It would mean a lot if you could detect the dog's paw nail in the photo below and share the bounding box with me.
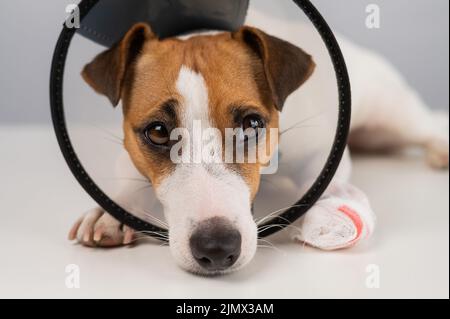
[426,139,449,169]
[68,218,83,241]
[93,228,103,243]
[83,231,92,244]
[123,227,134,245]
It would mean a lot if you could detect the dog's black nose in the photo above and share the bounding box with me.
[190,217,242,271]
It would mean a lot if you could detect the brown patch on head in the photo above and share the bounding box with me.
[166,33,281,199]
[82,24,314,198]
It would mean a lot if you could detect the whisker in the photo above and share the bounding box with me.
[255,205,301,224]
[279,110,329,136]
[257,223,305,236]
[255,204,308,225]
[143,213,169,229]
[136,207,169,228]
[103,136,124,147]
[257,224,286,233]
[257,238,287,255]
[115,203,169,229]
[131,208,169,229]
[257,245,286,255]
[257,238,275,245]
[258,213,299,227]
[113,206,169,230]
[87,123,124,142]
[141,213,169,229]
[127,235,170,245]
[132,230,169,238]
[257,245,277,250]
[131,231,169,241]
[280,124,320,136]
[99,177,152,184]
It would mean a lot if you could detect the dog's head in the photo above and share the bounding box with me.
[82,23,314,275]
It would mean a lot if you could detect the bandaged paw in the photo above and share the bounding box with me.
[291,195,376,251]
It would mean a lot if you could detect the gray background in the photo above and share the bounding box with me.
[0,0,448,124]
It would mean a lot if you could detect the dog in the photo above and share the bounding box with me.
[69,11,449,275]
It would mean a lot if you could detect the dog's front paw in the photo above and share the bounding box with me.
[68,208,135,247]
[291,197,375,251]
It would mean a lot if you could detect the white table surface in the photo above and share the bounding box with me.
[0,125,448,299]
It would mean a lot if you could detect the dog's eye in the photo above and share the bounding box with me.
[239,114,266,142]
[144,123,170,146]
[242,114,265,136]
[242,114,265,131]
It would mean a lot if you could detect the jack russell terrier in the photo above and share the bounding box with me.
[68,12,449,275]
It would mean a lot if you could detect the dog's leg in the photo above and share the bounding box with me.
[69,151,158,247]
[346,45,449,169]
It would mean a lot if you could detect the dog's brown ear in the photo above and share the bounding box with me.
[233,27,315,111]
[82,23,155,106]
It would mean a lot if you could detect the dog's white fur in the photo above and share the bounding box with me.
[157,67,257,273]
[72,10,449,274]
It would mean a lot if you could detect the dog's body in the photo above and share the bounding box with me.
[69,10,449,275]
